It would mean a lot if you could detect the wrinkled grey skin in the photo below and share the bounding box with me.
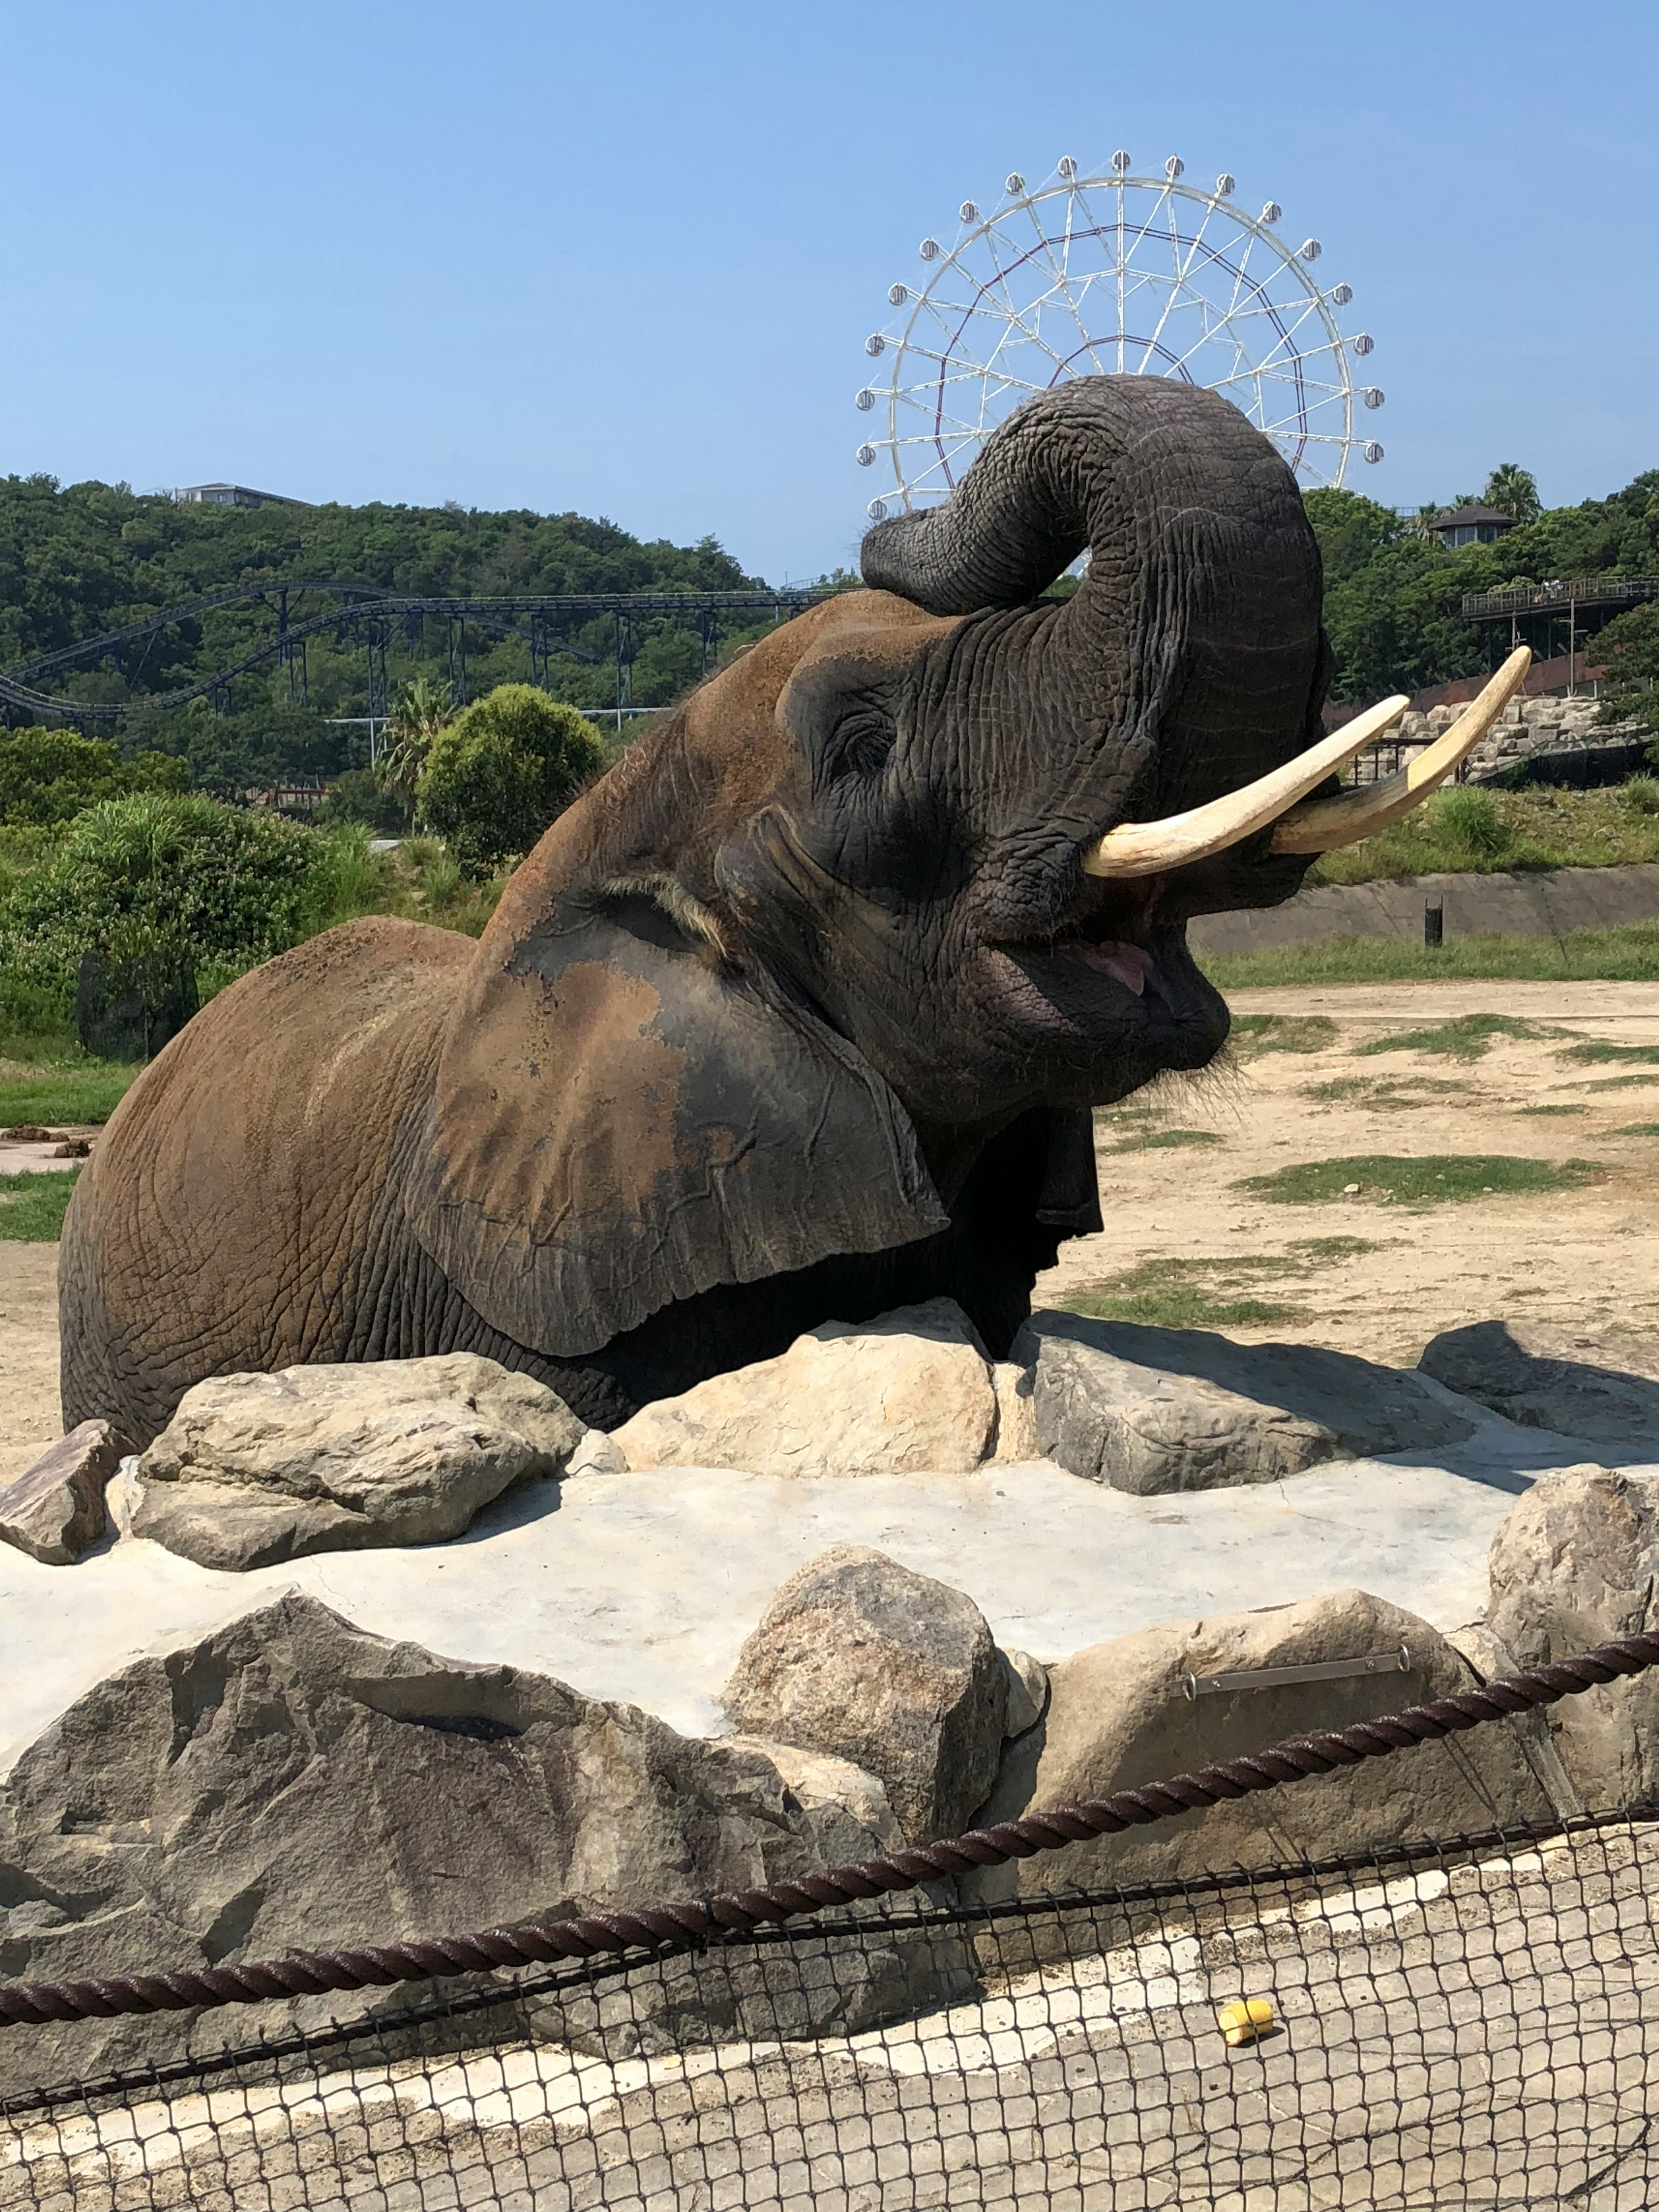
[61,378,1328,1447]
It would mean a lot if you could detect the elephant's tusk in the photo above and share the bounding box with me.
[1082,692,1410,880]
[1267,648,1533,853]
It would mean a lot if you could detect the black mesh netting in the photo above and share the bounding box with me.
[7,1809,1659,2210]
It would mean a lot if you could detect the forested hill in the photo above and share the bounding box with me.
[0,475,779,789]
[1305,468,1659,705]
[0,474,765,671]
[5,462,1658,786]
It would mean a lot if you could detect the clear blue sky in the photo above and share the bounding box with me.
[5,0,1655,584]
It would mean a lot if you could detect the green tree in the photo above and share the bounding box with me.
[0,726,187,826]
[417,684,605,876]
[375,674,454,830]
[145,702,349,798]
[1482,463,1542,524]
[0,792,347,1014]
[318,767,405,835]
[1300,488,1404,583]
[1595,601,1659,740]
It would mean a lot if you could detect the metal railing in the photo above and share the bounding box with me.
[1462,576,1659,619]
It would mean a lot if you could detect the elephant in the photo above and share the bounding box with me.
[59,378,1524,1447]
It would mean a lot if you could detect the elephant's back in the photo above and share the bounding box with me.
[60,917,473,1442]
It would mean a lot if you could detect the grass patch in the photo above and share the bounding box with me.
[1201,921,1659,989]
[0,1168,80,1240]
[0,1065,139,1127]
[1107,1128,1223,1154]
[1560,1041,1659,1066]
[1058,1235,1380,1330]
[1059,1257,1303,1330]
[1611,1124,1659,1137]
[1515,1103,1587,1116]
[1305,785,1659,887]
[1229,1014,1337,1054]
[1355,1014,1560,1062]
[1236,1154,1606,1207]
[1288,1234,1381,1262]
[1304,1074,1474,1108]
[1582,1073,1659,1090]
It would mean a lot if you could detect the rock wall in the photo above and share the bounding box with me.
[1400,695,1648,788]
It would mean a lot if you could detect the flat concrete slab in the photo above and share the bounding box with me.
[0,1409,1628,1777]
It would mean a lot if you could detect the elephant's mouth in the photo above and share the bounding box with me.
[987,873,1217,1046]
[1046,874,1166,998]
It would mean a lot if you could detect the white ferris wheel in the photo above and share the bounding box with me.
[855,153,1383,520]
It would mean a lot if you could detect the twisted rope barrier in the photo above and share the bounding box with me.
[6,1629,1658,2032]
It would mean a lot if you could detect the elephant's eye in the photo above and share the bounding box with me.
[828,708,896,779]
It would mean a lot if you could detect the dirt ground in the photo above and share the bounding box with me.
[0,1244,59,1484]
[6,979,1659,1479]
[1036,979,1659,1369]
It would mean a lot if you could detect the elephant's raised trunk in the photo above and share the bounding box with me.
[859,375,1268,617]
[862,378,1533,867]
[860,376,1324,832]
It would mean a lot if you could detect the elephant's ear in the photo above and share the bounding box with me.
[407,893,950,1359]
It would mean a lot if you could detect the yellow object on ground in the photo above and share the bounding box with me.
[1218,1997,1278,2047]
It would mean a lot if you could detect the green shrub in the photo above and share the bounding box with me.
[0,793,349,1014]
[1624,773,1659,817]
[417,685,604,877]
[0,727,187,827]
[1433,785,1512,861]
[319,768,406,836]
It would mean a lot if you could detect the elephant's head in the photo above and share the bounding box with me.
[410,378,1525,1362]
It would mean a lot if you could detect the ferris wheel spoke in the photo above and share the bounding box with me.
[947,254,1081,378]
[1214,223,1273,333]
[1017,202,1081,319]
[1135,252,1228,375]
[978,221,1058,356]
[1220,288,1326,344]
[912,319,1068,397]
[971,307,1079,381]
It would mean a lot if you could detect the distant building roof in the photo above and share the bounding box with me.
[1430,504,1518,533]
[173,482,309,509]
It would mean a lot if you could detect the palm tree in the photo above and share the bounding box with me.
[1481,464,1541,525]
[375,676,454,832]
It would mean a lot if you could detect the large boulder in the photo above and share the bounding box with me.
[970,1587,1559,1897]
[721,1545,1006,1843]
[1486,1462,1659,1806]
[130,1354,585,1569]
[1012,1313,1477,1493]
[612,1300,999,1477]
[1420,1320,1659,1450]
[0,1419,129,1565]
[0,1593,916,2099]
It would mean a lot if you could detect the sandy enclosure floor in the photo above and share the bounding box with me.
[1035,982,1659,1372]
[5,982,1659,1480]
[0,1243,59,1484]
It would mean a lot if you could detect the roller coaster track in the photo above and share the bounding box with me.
[0,579,842,722]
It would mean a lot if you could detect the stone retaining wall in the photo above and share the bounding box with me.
[1189,861,1659,960]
